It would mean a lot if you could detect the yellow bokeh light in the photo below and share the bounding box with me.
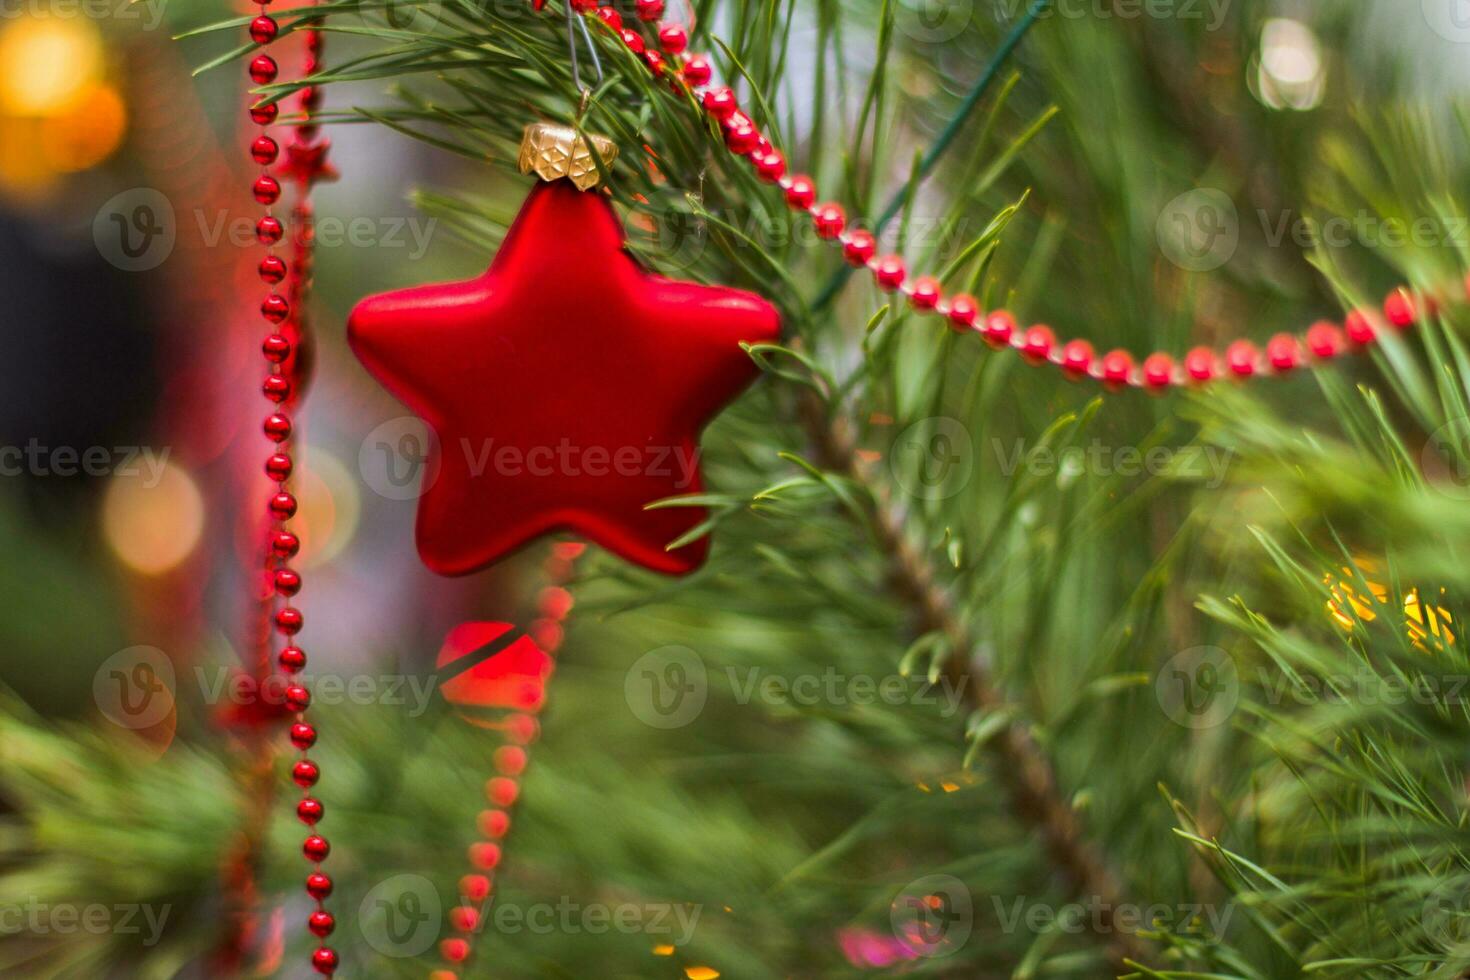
[102,463,205,575]
[40,82,126,172]
[684,968,720,980]
[1325,562,1454,652]
[296,449,361,568]
[0,18,103,116]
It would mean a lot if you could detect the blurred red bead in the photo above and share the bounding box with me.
[595,5,622,29]
[285,683,311,710]
[1021,325,1055,361]
[469,841,502,870]
[303,834,330,861]
[311,946,338,974]
[753,150,785,182]
[266,452,293,481]
[983,310,1016,347]
[450,905,480,932]
[909,276,941,310]
[250,101,278,125]
[253,175,281,205]
[1225,340,1257,376]
[682,54,711,86]
[290,722,317,749]
[569,0,596,9]
[1142,353,1174,388]
[1344,309,1377,344]
[275,567,302,595]
[643,50,665,75]
[478,809,511,839]
[1266,333,1300,371]
[841,229,875,266]
[249,54,278,85]
[1384,287,1417,328]
[259,254,287,283]
[619,28,644,54]
[1101,350,1133,385]
[494,745,528,776]
[873,255,905,290]
[947,293,978,330]
[725,121,758,154]
[280,646,307,673]
[507,712,538,744]
[263,334,291,362]
[264,413,292,442]
[1184,346,1215,381]
[251,134,279,165]
[297,797,323,824]
[783,174,815,210]
[702,86,737,119]
[272,530,299,558]
[263,375,291,403]
[460,874,492,901]
[441,939,470,963]
[307,910,335,937]
[250,15,278,43]
[270,491,298,520]
[486,777,519,807]
[1062,339,1094,375]
[261,294,289,323]
[1305,320,1344,358]
[658,23,687,52]
[306,872,333,900]
[256,216,283,245]
[634,0,662,19]
[294,759,321,788]
[277,607,304,636]
[812,203,845,239]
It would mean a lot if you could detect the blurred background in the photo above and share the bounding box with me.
[4,0,1470,977]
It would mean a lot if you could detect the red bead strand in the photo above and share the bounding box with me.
[572,1,1459,392]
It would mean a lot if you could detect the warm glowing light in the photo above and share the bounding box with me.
[296,449,361,567]
[41,82,126,172]
[652,944,675,956]
[0,19,103,116]
[684,968,720,980]
[1254,18,1325,111]
[103,463,205,575]
[1325,562,1454,651]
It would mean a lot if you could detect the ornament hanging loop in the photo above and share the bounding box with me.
[565,0,603,94]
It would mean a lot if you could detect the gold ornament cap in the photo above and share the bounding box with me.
[518,123,618,192]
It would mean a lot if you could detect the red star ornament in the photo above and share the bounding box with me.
[348,180,780,576]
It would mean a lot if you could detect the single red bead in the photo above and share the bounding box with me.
[251,134,279,165]
[253,175,280,206]
[259,254,287,284]
[265,452,293,481]
[263,375,291,403]
[947,293,978,330]
[595,5,622,29]
[262,334,291,363]
[1306,320,1344,358]
[778,176,813,212]
[1266,333,1300,371]
[1184,346,1216,381]
[682,54,711,86]
[311,946,338,974]
[250,15,278,44]
[725,121,758,154]
[702,86,737,120]
[441,939,471,963]
[642,49,665,76]
[494,745,528,776]
[460,874,492,902]
[1142,352,1175,388]
[294,759,321,788]
[753,149,785,182]
[983,310,1016,347]
[272,530,300,558]
[1384,287,1417,328]
[269,491,298,520]
[841,230,875,266]
[1344,309,1377,344]
[658,23,687,52]
[478,809,511,838]
[261,294,289,323]
[307,910,335,937]
[486,776,519,807]
[812,203,845,239]
[873,255,905,291]
[256,216,283,245]
[469,841,502,869]
[306,872,333,901]
[277,607,304,636]
[279,646,307,673]
[303,834,330,861]
[250,101,278,125]
[285,682,311,710]
[1021,325,1055,361]
[569,0,597,9]
[275,567,302,595]
[619,28,644,54]
[1226,340,1257,376]
[450,905,480,932]
[264,413,292,442]
[1101,349,1133,385]
[290,722,317,749]
[635,0,662,20]
[1062,339,1095,375]
[249,54,278,85]
[909,276,941,310]
[297,797,323,824]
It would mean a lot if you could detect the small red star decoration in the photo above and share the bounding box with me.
[279,137,338,188]
[348,180,780,576]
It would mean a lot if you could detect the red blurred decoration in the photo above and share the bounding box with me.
[435,622,554,725]
[348,180,780,576]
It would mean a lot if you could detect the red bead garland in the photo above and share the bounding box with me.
[567,3,1461,392]
[246,4,337,975]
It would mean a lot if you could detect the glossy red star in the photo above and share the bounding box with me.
[348,180,780,576]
